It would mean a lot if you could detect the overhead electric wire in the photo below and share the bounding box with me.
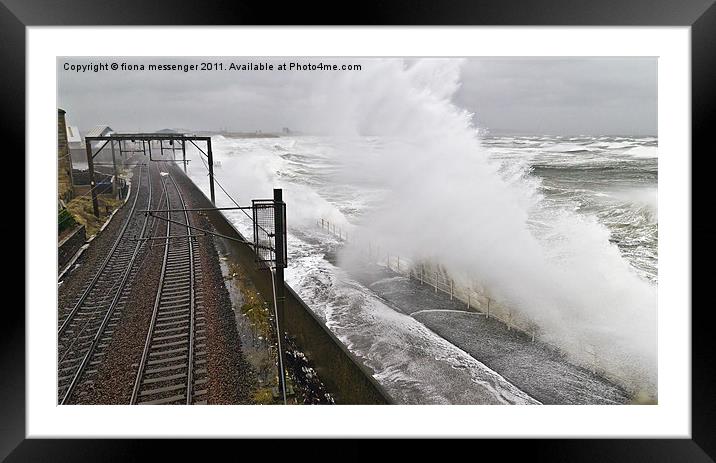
[192,146,273,237]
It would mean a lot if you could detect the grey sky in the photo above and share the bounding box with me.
[58,57,657,136]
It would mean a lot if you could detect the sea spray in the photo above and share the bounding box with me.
[187,58,657,398]
[301,59,656,397]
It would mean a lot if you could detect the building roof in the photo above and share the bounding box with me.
[156,128,178,134]
[66,125,82,144]
[85,125,113,138]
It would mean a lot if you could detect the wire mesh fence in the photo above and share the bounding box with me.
[253,200,276,268]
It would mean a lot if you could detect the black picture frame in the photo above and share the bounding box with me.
[4,0,713,459]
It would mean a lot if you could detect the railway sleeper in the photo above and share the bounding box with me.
[155,314,190,325]
[154,326,188,336]
[153,332,189,342]
[139,382,186,397]
[144,363,186,375]
[160,292,191,302]
[155,307,190,317]
[154,321,190,331]
[140,393,187,405]
[151,339,188,350]
[148,347,188,359]
[162,282,191,291]
[142,372,187,385]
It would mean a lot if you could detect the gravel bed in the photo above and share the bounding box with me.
[172,165,257,404]
[64,161,268,404]
[70,162,166,404]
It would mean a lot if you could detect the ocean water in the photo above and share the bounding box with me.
[183,133,657,403]
[483,135,657,283]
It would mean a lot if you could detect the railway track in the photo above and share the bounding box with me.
[131,166,207,405]
[57,163,153,404]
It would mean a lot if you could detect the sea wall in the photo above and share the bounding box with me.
[172,168,393,404]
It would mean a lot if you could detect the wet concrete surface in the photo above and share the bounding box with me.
[215,239,335,404]
[347,262,631,405]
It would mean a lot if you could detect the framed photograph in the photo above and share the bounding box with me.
[6,0,713,458]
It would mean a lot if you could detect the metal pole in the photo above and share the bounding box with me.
[273,188,287,402]
[182,140,187,173]
[110,140,118,199]
[85,139,100,218]
[207,138,216,204]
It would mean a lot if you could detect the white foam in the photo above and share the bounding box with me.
[624,145,658,158]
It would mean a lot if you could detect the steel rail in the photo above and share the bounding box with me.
[59,163,154,404]
[130,175,172,404]
[171,174,197,405]
[131,165,200,405]
[58,165,144,335]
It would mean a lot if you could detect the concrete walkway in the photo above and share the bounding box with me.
[348,263,630,405]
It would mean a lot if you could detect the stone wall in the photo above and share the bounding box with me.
[58,109,74,202]
[58,225,86,271]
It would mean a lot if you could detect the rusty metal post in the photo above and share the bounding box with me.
[207,138,215,205]
[274,188,287,402]
[85,139,100,218]
[110,139,118,199]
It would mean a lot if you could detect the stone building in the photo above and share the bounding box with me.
[58,108,74,203]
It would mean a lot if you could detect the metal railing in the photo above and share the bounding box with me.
[317,217,536,336]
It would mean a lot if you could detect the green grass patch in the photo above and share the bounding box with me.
[64,195,123,237]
